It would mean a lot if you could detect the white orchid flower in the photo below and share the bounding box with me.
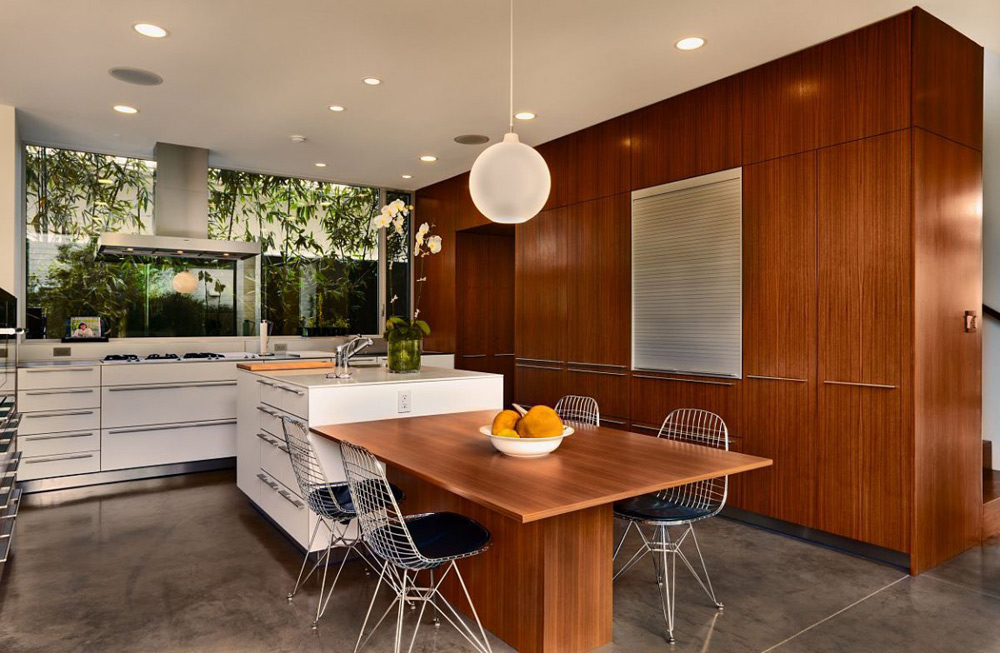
[417,222,430,235]
[414,309,420,318]
[394,223,404,235]
[427,235,442,254]
[415,233,424,247]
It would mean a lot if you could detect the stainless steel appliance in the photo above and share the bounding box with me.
[0,287,23,568]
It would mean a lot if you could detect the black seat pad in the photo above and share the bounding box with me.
[404,512,491,561]
[613,493,713,523]
[308,482,405,520]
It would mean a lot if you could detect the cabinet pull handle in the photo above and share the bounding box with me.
[108,381,236,392]
[632,374,734,387]
[516,363,563,371]
[277,385,305,396]
[601,418,627,426]
[567,368,627,377]
[823,380,897,390]
[277,490,305,509]
[256,406,278,416]
[24,453,94,464]
[495,353,515,357]
[23,432,94,442]
[746,375,808,383]
[24,389,94,396]
[516,357,562,365]
[460,354,487,358]
[258,379,276,387]
[108,419,236,435]
[567,361,627,369]
[256,473,280,490]
[25,367,94,373]
[23,410,93,419]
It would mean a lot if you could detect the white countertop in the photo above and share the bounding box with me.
[20,350,335,368]
[248,366,498,389]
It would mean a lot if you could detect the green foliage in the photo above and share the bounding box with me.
[384,316,429,342]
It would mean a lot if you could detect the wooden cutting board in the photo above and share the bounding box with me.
[236,360,335,371]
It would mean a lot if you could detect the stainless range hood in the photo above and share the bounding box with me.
[97,143,261,260]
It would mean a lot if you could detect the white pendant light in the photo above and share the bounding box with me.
[172,270,199,294]
[469,0,550,224]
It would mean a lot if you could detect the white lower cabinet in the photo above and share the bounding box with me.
[256,471,314,545]
[102,381,237,429]
[19,430,100,458]
[18,408,100,436]
[18,451,101,481]
[101,419,237,471]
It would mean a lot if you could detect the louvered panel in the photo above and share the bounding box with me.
[631,169,742,377]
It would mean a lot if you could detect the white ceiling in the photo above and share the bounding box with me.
[1,0,997,192]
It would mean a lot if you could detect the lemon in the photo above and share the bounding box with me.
[495,428,520,438]
[491,409,520,435]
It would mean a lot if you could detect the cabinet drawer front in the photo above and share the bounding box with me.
[563,367,629,418]
[256,403,287,438]
[18,388,99,413]
[18,366,101,391]
[18,451,100,481]
[258,379,307,418]
[101,361,237,387]
[102,381,237,428]
[258,432,300,496]
[256,472,310,544]
[19,430,100,458]
[18,409,100,436]
[101,420,236,471]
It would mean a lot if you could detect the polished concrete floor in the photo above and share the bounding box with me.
[1,470,999,652]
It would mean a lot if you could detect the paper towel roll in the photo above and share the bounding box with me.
[259,320,269,355]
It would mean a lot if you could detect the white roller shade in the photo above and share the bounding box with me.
[631,169,742,377]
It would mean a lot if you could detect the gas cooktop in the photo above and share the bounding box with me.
[101,352,264,364]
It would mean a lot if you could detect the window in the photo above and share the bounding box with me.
[25,145,411,339]
[631,169,743,377]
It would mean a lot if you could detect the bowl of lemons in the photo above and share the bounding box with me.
[480,405,574,458]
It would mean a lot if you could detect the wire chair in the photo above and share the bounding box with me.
[612,408,729,644]
[281,416,381,629]
[554,394,601,426]
[340,441,493,653]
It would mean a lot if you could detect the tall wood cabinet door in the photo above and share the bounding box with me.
[816,131,912,552]
[455,232,492,359]
[737,152,818,525]
[515,207,567,363]
[514,365,565,408]
[565,194,630,368]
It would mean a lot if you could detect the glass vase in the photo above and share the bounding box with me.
[387,335,422,373]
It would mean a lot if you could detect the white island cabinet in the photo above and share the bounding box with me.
[236,365,502,550]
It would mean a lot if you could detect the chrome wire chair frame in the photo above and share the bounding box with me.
[554,394,601,426]
[281,416,378,629]
[612,408,729,644]
[340,441,493,653]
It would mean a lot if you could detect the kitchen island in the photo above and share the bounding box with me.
[235,363,502,550]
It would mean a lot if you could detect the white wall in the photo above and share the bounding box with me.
[983,51,1000,469]
[0,105,19,296]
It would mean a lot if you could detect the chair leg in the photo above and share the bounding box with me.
[613,519,634,562]
[289,518,324,601]
[355,561,393,653]
[314,537,354,627]
[678,524,723,609]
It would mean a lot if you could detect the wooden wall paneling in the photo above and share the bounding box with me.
[416,179,458,353]
[738,152,818,525]
[816,131,912,551]
[489,234,517,406]
[630,76,742,190]
[911,129,983,572]
[455,232,491,358]
[573,116,631,204]
[453,172,492,231]
[537,134,577,211]
[743,13,910,165]
[565,194,630,367]
[911,8,985,151]
[562,367,629,422]
[629,374,742,438]
[515,207,567,361]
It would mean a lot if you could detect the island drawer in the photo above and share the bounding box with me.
[19,408,100,436]
[18,366,101,391]
[19,430,100,458]
[18,387,100,413]
[18,450,100,481]
[256,403,288,438]
[257,379,308,418]
[257,471,310,544]
[258,432,299,496]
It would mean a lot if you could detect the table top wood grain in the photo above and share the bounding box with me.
[311,410,772,523]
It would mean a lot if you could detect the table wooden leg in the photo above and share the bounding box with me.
[389,469,613,653]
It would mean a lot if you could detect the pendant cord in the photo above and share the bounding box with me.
[509,0,514,134]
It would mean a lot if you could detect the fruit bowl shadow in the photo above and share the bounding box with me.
[479,425,575,458]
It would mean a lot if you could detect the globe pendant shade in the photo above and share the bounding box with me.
[172,270,199,294]
[469,132,551,224]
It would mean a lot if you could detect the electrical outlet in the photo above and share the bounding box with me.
[53,347,71,357]
[397,390,411,414]
[274,342,288,353]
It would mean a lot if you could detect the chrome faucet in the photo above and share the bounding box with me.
[332,334,373,378]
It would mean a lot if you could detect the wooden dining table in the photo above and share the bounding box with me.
[311,410,771,653]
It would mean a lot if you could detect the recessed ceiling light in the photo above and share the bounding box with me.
[113,104,138,114]
[362,77,382,86]
[514,112,536,120]
[108,67,163,86]
[98,178,114,185]
[419,155,437,162]
[401,174,413,179]
[176,250,184,255]
[134,23,168,38]
[675,36,706,51]
[328,105,345,112]
[222,253,230,257]
[289,134,307,143]
[125,247,134,252]
[315,162,327,168]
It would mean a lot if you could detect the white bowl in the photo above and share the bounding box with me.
[479,425,575,458]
